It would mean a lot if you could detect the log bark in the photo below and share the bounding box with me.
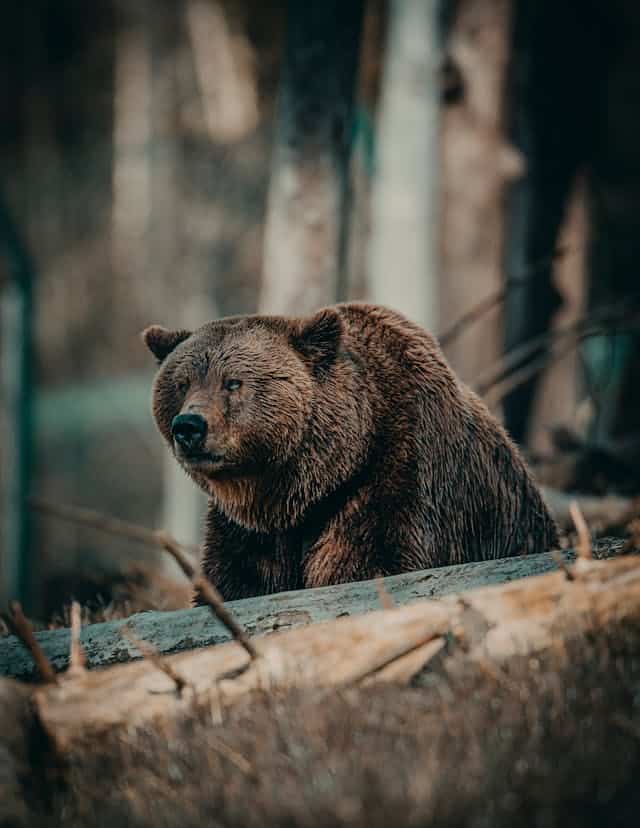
[29,554,640,755]
[0,543,625,680]
[0,678,33,827]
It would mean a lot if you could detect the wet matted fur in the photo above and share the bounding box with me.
[144,303,558,599]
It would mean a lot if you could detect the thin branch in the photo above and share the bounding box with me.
[67,600,86,678]
[30,497,200,559]
[610,713,640,741]
[570,501,593,560]
[375,576,394,610]
[439,284,509,348]
[208,735,255,776]
[474,301,640,397]
[155,530,258,660]
[483,331,586,409]
[438,245,571,348]
[120,625,188,696]
[475,319,584,395]
[31,497,258,660]
[551,551,576,582]
[1,601,58,683]
[483,314,640,409]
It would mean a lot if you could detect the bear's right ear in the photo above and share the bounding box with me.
[141,326,191,364]
[291,308,343,373]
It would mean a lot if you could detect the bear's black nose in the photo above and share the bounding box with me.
[171,413,207,455]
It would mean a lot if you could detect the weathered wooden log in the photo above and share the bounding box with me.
[0,678,32,827]
[31,555,640,754]
[0,542,625,679]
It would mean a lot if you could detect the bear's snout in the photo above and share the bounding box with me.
[171,413,208,456]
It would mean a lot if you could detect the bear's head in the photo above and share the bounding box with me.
[142,308,367,528]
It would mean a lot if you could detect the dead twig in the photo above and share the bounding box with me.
[610,713,640,741]
[30,497,200,559]
[375,577,394,610]
[551,551,575,582]
[570,500,593,560]
[31,497,258,660]
[155,530,259,660]
[623,518,640,554]
[1,602,58,684]
[438,245,570,348]
[66,601,86,679]
[120,626,189,696]
[439,284,508,349]
[208,735,255,777]
[541,487,640,535]
[483,332,586,410]
[474,301,640,398]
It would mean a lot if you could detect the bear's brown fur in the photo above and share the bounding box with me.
[143,303,557,600]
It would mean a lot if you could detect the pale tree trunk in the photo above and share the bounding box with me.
[367,0,441,332]
[438,0,520,379]
[148,4,209,575]
[185,0,258,144]
[111,5,152,288]
[112,3,200,579]
[260,1,365,315]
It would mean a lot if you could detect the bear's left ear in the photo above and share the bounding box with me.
[142,325,191,364]
[291,308,343,372]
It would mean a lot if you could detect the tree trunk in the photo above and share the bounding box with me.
[0,197,35,611]
[501,0,606,444]
[367,0,441,331]
[438,0,521,381]
[260,0,365,315]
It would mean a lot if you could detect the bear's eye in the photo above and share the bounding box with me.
[224,378,242,392]
[176,379,189,395]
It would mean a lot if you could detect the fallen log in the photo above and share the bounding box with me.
[31,554,640,754]
[0,541,626,679]
[0,678,33,827]
[2,554,640,827]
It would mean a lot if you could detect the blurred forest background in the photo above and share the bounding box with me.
[2,0,640,620]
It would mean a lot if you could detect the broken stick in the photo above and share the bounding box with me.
[31,497,258,660]
[1,602,58,684]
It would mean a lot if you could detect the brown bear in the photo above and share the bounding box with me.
[143,303,558,600]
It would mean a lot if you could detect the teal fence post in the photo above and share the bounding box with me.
[0,195,35,611]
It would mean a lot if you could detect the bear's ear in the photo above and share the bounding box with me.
[291,308,343,372]
[142,325,191,364]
